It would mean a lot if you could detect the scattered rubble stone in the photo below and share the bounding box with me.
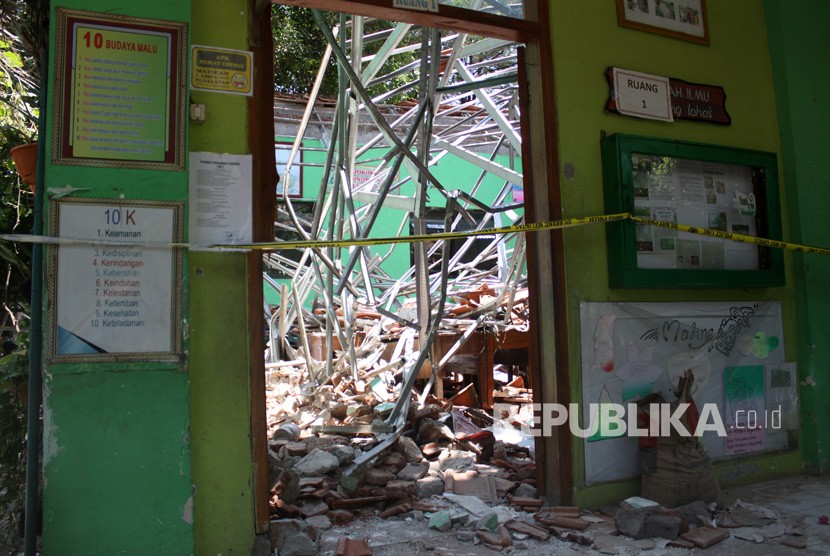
[680,525,730,548]
[272,423,301,441]
[327,510,355,524]
[428,510,453,532]
[548,516,590,531]
[437,449,476,472]
[305,514,332,531]
[325,445,356,466]
[415,476,445,499]
[280,532,318,556]
[615,499,656,539]
[667,537,696,549]
[268,518,305,549]
[504,519,550,541]
[299,499,329,518]
[476,512,499,532]
[382,480,415,499]
[294,449,340,477]
[334,536,372,556]
[455,530,476,543]
[676,500,710,526]
[450,510,470,526]
[513,482,537,499]
[643,511,682,540]
[475,524,513,548]
[379,451,407,472]
[363,468,396,486]
[394,436,425,463]
[397,462,429,481]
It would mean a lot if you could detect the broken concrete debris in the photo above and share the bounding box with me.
[264,307,792,554]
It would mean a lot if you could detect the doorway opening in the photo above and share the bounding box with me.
[255,1,563,536]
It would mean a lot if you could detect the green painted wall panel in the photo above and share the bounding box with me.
[42,370,193,554]
[764,0,830,473]
[189,251,255,555]
[188,1,256,553]
[41,0,195,553]
[549,0,800,505]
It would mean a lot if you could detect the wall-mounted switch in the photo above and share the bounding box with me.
[190,104,206,122]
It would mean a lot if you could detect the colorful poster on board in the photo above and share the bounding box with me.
[580,301,789,484]
[53,9,187,169]
[723,365,766,455]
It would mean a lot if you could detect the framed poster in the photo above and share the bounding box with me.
[51,9,188,170]
[602,134,783,288]
[47,198,184,362]
[616,0,709,46]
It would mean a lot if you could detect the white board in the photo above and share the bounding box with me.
[580,301,793,484]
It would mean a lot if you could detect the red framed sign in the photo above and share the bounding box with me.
[52,9,188,170]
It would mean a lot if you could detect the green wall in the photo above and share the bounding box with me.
[764,0,830,474]
[42,0,257,553]
[189,0,256,553]
[548,1,801,507]
[42,0,195,553]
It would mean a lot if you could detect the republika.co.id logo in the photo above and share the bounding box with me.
[493,403,783,438]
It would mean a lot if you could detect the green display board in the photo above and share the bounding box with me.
[602,134,784,288]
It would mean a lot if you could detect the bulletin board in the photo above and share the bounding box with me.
[580,301,797,485]
[46,198,184,363]
[602,134,784,288]
[51,8,188,170]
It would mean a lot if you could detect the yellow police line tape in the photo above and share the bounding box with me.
[2,212,829,255]
[628,216,830,257]
[215,212,830,256]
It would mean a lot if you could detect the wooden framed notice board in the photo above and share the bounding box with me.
[602,134,783,288]
[51,8,188,170]
[46,198,185,363]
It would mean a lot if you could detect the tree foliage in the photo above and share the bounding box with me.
[0,0,45,547]
[271,6,421,103]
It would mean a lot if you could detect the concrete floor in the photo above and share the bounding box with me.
[319,474,830,555]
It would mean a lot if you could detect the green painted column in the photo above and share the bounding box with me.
[40,1,195,553]
[765,0,830,474]
[189,0,256,553]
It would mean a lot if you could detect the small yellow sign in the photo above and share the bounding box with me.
[190,45,253,96]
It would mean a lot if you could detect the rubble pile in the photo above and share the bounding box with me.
[263,377,807,555]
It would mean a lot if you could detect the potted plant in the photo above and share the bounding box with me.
[2,0,47,194]
[8,143,36,192]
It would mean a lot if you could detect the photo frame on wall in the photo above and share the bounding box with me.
[616,0,709,46]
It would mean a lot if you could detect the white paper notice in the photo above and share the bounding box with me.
[55,201,180,356]
[613,68,673,122]
[189,152,253,245]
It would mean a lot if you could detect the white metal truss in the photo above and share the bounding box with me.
[264,6,527,429]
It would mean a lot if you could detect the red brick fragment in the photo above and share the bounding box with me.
[335,536,372,556]
[680,526,729,548]
[327,510,355,524]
